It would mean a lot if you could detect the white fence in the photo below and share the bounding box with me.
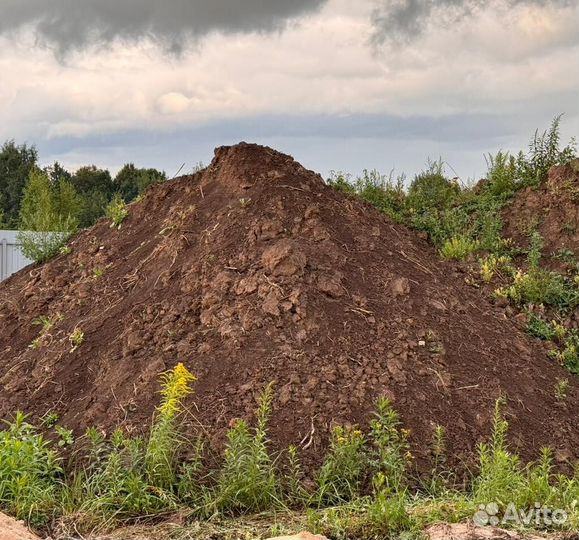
[0,230,33,281]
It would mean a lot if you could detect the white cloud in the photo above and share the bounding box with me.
[156,92,191,114]
[0,0,576,147]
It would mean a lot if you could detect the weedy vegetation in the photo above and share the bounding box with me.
[68,327,84,352]
[329,116,579,374]
[440,236,479,261]
[29,313,64,349]
[554,378,569,402]
[105,193,129,229]
[328,117,576,263]
[0,368,577,539]
[0,412,61,526]
[209,382,280,516]
[146,363,196,488]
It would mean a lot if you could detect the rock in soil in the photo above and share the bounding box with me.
[0,512,39,540]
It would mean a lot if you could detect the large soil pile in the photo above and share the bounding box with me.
[0,143,577,472]
[502,159,579,274]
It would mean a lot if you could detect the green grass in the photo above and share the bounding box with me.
[328,168,407,222]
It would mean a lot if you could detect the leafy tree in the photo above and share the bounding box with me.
[0,140,38,228]
[45,161,72,185]
[54,180,83,224]
[114,163,166,202]
[70,165,114,227]
[18,169,79,263]
[71,165,114,196]
[82,190,112,227]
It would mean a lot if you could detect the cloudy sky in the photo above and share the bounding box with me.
[0,0,577,181]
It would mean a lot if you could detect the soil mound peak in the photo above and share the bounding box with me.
[208,142,325,194]
[0,143,577,473]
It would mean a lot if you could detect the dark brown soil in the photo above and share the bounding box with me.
[502,159,579,274]
[0,143,577,474]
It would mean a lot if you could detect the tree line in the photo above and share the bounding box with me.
[0,139,166,230]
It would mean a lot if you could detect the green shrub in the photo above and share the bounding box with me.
[327,171,356,194]
[328,169,406,222]
[485,151,517,196]
[471,196,505,252]
[407,160,460,214]
[440,235,480,260]
[0,412,61,523]
[354,169,406,221]
[62,429,170,528]
[411,205,467,246]
[521,114,577,186]
[18,231,70,263]
[497,269,579,312]
[516,448,557,509]
[59,364,196,532]
[3,368,579,535]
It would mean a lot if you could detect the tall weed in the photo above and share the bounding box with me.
[210,382,279,514]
